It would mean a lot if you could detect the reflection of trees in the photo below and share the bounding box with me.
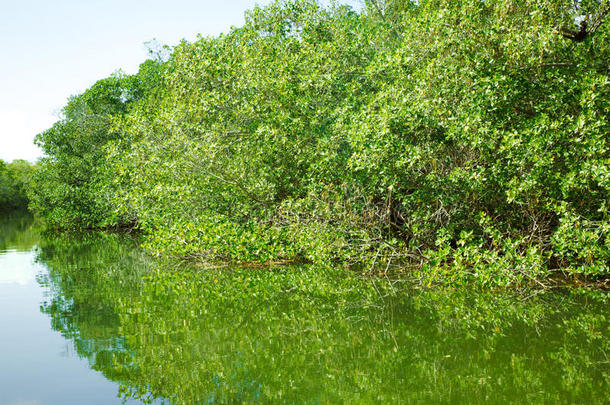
[0,210,37,251]
[36,232,149,385]
[36,231,609,404]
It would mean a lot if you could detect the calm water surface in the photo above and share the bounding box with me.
[0,211,607,404]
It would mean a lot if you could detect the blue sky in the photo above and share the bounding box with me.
[0,0,361,162]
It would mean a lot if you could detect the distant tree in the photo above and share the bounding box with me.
[0,159,35,210]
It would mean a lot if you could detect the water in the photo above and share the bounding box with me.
[0,213,147,405]
[0,212,608,404]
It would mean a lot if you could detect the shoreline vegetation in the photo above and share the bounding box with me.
[8,0,610,287]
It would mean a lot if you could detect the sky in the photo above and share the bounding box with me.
[0,0,361,163]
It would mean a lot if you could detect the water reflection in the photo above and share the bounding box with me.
[32,227,608,404]
[0,210,37,252]
[0,212,607,404]
[0,212,142,405]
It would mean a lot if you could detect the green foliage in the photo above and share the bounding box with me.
[29,61,167,229]
[0,159,35,211]
[28,74,132,227]
[32,0,610,284]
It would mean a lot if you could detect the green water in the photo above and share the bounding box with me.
[0,212,607,404]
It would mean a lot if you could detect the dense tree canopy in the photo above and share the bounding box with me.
[28,64,165,228]
[30,0,610,285]
[0,159,35,211]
